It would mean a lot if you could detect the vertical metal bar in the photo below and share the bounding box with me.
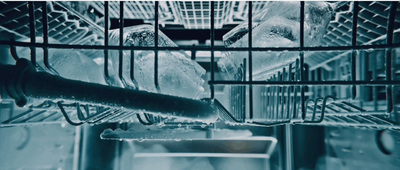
[191,45,196,60]
[311,99,318,121]
[386,2,397,114]
[248,1,253,120]
[275,72,281,120]
[261,86,265,118]
[230,85,234,117]
[351,50,357,99]
[241,85,245,120]
[233,86,236,118]
[308,69,313,98]
[230,86,234,117]
[299,1,304,49]
[154,1,160,92]
[260,86,264,119]
[370,53,378,111]
[271,75,276,120]
[114,131,122,170]
[238,86,241,120]
[259,86,263,118]
[104,1,110,78]
[233,86,236,119]
[42,2,49,68]
[130,50,134,81]
[210,1,215,99]
[318,68,322,92]
[28,2,36,65]
[286,64,292,119]
[351,1,359,99]
[300,1,306,120]
[119,1,124,80]
[351,1,359,47]
[267,85,272,119]
[281,68,286,120]
[316,69,320,98]
[239,58,246,122]
[284,124,293,170]
[387,2,397,45]
[72,126,81,170]
[270,77,275,120]
[267,78,272,120]
[266,84,271,120]
[269,85,274,120]
[293,59,299,119]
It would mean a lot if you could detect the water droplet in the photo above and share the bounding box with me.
[157,123,165,128]
[366,48,374,53]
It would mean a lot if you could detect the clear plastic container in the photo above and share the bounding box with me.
[108,25,206,99]
[16,37,106,85]
[218,2,335,80]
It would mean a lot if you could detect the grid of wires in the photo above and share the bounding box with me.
[172,1,232,29]
[0,1,400,129]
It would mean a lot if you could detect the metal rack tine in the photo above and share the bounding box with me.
[39,111,59,122]
[92,109,124,124]
[281,68,287,120]
[136,113,153,125]
[2,109,33,124]
[10,39,20,60]
[86,109,114,123]
[22,110,47,122]
[57,101,83,126]
[311,98,324,121]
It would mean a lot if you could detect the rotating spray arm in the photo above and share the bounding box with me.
[0,59,219,123]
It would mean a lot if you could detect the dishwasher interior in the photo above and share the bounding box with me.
[0,1,400,170]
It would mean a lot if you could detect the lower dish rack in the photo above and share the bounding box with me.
[1,53,399,130]
[1,1,400,130]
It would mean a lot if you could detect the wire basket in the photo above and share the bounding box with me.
[0,1,400,130]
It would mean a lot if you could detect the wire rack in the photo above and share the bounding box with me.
[1,1,400,130]
[90,1,269,29]
[171,1,232,29]
[91,1,173,24]
[0,1,101,44]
